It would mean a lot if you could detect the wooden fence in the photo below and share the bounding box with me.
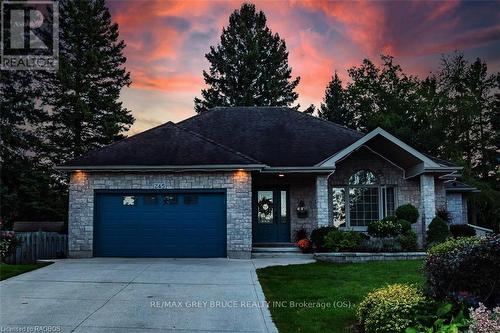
[5,231,67,264]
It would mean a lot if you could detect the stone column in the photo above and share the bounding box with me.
[420,174,436,229]
[316,175,329,227]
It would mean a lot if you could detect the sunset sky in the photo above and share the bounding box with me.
[106,0,500,134]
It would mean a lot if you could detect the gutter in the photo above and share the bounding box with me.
[55,164,267,172]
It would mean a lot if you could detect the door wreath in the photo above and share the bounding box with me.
[258,197,273,216]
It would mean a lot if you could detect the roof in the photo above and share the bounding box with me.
[178,107,363,167]
[444,180,480,193]
[60,107,457,172]
[62,122,262,168]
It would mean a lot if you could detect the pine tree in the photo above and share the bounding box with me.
[318,72,355,128]
[194,3,300,113]
[0,71,65,224]
[43,0,133,163]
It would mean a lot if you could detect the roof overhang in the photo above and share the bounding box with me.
[55,164,267,172]
[316,127,461,178]
[259,166,335,174]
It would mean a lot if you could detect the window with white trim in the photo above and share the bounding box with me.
[331,170,396,229]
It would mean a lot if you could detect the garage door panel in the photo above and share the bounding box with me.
[94,192,226,257]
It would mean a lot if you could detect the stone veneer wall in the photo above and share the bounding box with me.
[289,177,318,240]
[68,171,252,259]
[446,192,466,225]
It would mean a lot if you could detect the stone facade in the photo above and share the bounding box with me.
[68,171,252,259]
[316,175,330,227]
[446,192,468,225]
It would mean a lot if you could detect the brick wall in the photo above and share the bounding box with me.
[68,171,252,259]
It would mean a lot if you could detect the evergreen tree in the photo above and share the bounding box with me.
[0,71,64,224]
[194,3,300,113]
[318,72,355,128]
[43,0,133,163]
[345,56,421,139]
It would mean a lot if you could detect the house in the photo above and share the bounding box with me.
[59,107,475,259]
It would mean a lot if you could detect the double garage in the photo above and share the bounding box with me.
[93,190,227,258]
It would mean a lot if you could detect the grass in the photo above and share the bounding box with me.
[257,260,424,333]
[0,262,52,281]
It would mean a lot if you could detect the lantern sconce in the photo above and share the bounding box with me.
[296,200,308,218]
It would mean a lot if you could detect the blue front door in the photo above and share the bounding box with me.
[253,187,291,243]
[94,191,226,257]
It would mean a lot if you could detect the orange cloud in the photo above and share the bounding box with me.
[131,69,202,92]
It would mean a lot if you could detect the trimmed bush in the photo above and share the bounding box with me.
[357,283,426,333]
[367,216,402,238]
[398,231,418,251]
[360,238,402,252]
[436,207,451,223]
[395,204,419,224]
[450,224,476,238]
[424,235,500,307]
[324,229,363,252]
[426,217,450,246]
[310,226,336,251]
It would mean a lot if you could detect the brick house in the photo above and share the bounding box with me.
[59,107,475,259]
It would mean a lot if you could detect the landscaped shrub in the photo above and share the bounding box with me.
[310,226,336,251]
[367,216,402,238]
[450,224,476,238]
[424,235,500,307]
[324,229,363,252]
[468,303,500,333]
[0,230,19,261]
[436,207,451,223]
[398,230,418,251]
[426,217,450,246]
[360,237,402,252]
[357,283,426,333]
[406,302,470,333]
[396,204,419,224]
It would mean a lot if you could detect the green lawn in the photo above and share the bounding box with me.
[257,260,424,333]
[0,262,52,281]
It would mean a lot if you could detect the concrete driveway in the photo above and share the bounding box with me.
[0,258,312,333]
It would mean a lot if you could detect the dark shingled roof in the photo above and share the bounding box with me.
[178,107,363,167]
[444,181,479,192]
[63,122,260,167]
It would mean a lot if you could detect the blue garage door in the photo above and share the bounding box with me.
[94,191,226,257]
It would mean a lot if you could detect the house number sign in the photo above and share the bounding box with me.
[153,183,167,189]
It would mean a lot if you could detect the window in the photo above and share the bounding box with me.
[280,190,287,223]
[122,196,135,206]
[332,188,346,227]
[144,195,158,205]
[164,195,178,205]
[331,170,396,229]
[257,191,274,224]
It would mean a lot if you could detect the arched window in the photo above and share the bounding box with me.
[331,170,395,229]
[349,170,378,185]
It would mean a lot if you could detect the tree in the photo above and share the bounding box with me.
[0,71,65,225]
[437,53,497,179]
[345,56,421,143]
[43,0,133,164]
[303,104,315,115]
[318,72,355,128]
[194,3,300,113]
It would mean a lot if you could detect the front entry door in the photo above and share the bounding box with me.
[253,187,290,243]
